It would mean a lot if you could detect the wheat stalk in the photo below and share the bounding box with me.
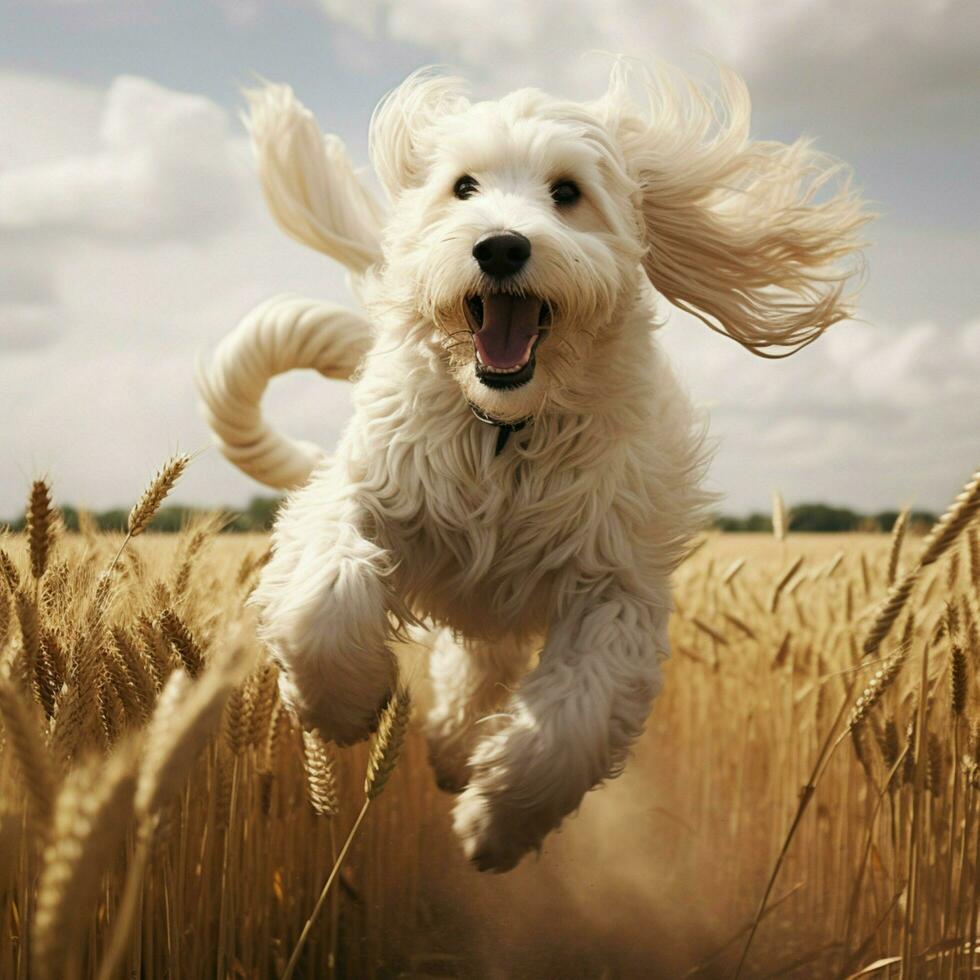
[0,677,58,830]
[137,630,254,820]
[33,742,138,980]
[95,633,255,980]
[283,686,412,979]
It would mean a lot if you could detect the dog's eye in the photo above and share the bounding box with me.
[453,175,479,200]
[550,180,580,206]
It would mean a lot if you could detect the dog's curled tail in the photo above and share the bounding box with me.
[196,295,372,491]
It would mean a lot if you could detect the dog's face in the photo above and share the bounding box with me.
[373,83,645,424]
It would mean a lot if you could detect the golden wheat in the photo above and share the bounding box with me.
[33,743,138,980]
[1,459,978,978]
[127,454,191,538]
[26,478,55,582]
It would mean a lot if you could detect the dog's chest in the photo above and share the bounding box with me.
[378,429,623,632]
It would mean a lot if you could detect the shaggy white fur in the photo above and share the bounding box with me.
[198,62,869,872]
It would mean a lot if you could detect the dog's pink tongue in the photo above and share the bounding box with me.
[474,294,541,369]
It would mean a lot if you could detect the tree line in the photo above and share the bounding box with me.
[2,497,939,535]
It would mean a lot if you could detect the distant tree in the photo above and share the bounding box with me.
[875,510,901,532]
[96,509,128,532]
[743,513,772,533]
[244,496,283,531]
[790,503,861,532]
[59,506,81,532]
[711,514,743,532]
[909,510,938,534]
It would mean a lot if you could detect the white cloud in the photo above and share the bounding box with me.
[0,73,102,169]
[0,76,251,238]
[659,311,980,511]
[316,0,980,128]
[0,72,353,517]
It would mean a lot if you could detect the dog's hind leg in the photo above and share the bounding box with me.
[250,474,401,746]
[452,580,670,872]
[425,630,531,794]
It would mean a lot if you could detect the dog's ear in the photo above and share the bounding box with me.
[370,69,469,201]
[602,63,872,357]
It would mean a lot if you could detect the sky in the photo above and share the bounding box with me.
[1,0,978,518]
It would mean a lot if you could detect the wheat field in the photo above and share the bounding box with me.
[0,462,978,979]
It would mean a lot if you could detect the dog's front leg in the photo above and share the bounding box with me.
[250,473,398,746]
[453,580,669,872]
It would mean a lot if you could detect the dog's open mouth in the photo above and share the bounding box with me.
[464,293,551,390]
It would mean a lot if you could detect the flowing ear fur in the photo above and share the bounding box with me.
[369,69,469,201]
[244,82,383,275]
[604,63,872,357]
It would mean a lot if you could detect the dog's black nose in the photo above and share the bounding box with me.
[472,232,531,279]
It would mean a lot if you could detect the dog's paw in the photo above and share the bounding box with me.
[278,670,392,747]
[424,720,474,794]
[427,743,470,794]
[452,785,538,873]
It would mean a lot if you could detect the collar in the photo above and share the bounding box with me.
[467,403,533,456]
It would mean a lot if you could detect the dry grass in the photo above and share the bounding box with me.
[0,464,978,978]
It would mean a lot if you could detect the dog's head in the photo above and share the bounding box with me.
[370,73,648,423]
[364,66,869,424]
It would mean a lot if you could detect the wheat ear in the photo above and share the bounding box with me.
[846,641,911,738]
[0,589,10,652]
[302,729,340,818]
[771,490,788,542]
[951,646,968,717]
[105,453,192,577]
[128,454,191,538]
[769,556,804,613]
[863,569,919,657]
[887,508,910,586]
[26,478,55,581]
[158,608,204,676]
[0,550,19,591]
[919,468,980,568]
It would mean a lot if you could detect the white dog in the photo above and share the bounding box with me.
[198,62,868,872]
